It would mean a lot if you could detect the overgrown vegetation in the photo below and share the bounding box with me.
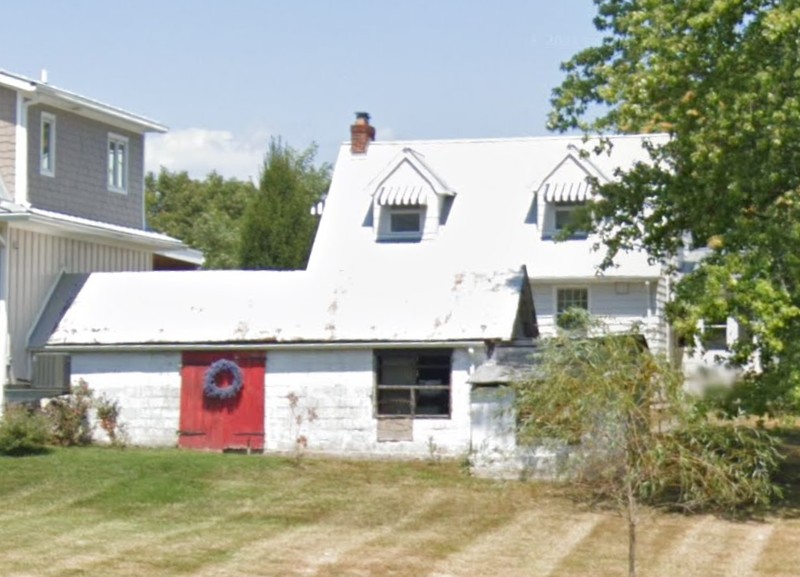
[0,405,50,456]
[549,0,800,415]
[514,320,782,577]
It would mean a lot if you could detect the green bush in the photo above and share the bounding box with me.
[0,405,50,456]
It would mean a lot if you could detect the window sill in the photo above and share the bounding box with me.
[541,233,589,241]
[107,186,127,195]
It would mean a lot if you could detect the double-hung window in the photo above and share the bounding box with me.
[107,134,128,193]
[40,112,56,177]
[375,350,451,418]
[556,287,589,321]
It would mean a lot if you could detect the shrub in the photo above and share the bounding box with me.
[44,380,94,446]
[95,394,126,447]
[0,405,50,456]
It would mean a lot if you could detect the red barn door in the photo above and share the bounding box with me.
[179,352,265,451]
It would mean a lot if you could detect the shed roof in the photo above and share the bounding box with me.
[44,266,532,350]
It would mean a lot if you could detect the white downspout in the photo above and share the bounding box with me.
[0,230,7,410]
[14,93,33,206]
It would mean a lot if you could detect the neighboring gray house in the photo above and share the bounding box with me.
[0,69,184,404]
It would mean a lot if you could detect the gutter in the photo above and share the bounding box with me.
[39,339,490,354]
[0,209,184,250]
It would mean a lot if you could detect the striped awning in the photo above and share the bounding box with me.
[375,185,429,206]
[541,181,592,203]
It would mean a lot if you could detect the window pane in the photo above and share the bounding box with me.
[415,388,449,416]
[377,389,413,415]
[108,142,116,187]
[557,288,588,313]
[41,121,51,170]
[555,208,574,230]
[390,211,421,233]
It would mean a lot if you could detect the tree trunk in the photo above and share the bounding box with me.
[627,480,637,577]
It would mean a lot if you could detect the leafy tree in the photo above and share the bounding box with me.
[548,0,800,414]
[239,139,330,270]
[146,169,257,269]
[515,322,782,577]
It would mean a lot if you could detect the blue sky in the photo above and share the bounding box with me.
[1,1,601,180]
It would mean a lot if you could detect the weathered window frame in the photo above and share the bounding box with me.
[374,349,452,418]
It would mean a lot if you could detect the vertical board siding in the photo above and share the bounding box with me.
[179,352,266,451]
[8,226,152,381]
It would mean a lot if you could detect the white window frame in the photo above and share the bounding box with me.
[377,205,426,241]
[544,201,588,239]
[40,112,56,177]
[554,286,590,317]
[107,133,129,194]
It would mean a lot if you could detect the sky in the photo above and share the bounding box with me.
[1,1,602,181]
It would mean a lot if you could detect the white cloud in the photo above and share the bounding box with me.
[145,128,269,181]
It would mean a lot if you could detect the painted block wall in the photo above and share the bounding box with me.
[26,105,145,229]
[71,346,481,458]
[264,348,478,458]
[0,86,15,198]
[71,352,182,447]
[470,386,571,480]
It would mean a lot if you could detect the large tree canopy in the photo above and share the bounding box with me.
[550,0,800,413]
[239,139,330,270]
[146,170,257,269]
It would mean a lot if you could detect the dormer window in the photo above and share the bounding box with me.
[535,149,608,240]
[369,148,455,243]
[390,206,424,235]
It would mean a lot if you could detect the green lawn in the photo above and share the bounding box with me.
[0,443,798,577]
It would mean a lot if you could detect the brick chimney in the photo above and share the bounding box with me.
[350,112,375,154]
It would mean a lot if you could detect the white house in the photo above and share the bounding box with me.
[311,116,672,353]
[35,113,725,463]
[41,266,536,457]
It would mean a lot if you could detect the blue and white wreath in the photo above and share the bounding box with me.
[203,359,244,400]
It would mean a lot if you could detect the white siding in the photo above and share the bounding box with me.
[7,226,151,381]
[532,280,665,353]
[71,352,181,447]
[264,348,476,458]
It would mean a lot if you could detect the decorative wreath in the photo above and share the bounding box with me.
[203,359,244,400]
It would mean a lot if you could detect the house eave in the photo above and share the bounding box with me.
[39,339,490,354]
[0,208,184,250]
[0,70,167,134]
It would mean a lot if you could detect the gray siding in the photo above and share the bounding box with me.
[27,105,145,229]
[7,226,152,382]
[0,86,15,198]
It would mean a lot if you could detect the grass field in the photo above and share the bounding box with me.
[0,435,799,577]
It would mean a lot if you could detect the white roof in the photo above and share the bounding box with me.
[45,266,530,349]
[308,134,668,280]
[0,202,183,250]
[0,70,166,134]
